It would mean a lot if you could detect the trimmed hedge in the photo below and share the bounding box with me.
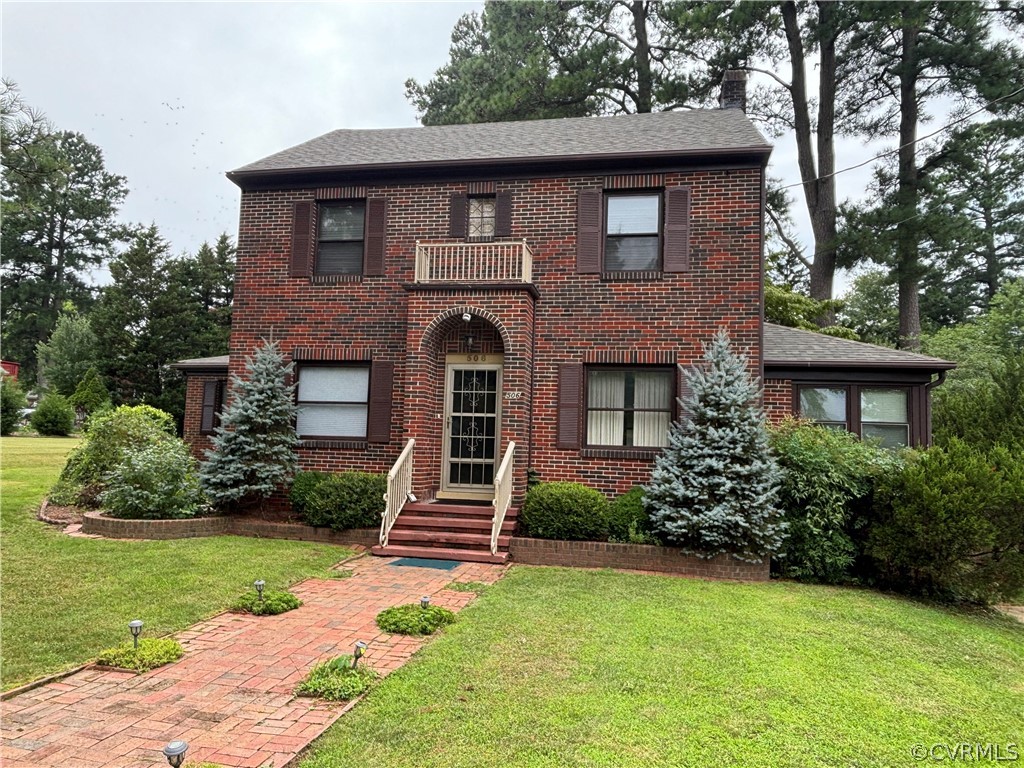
[519,482,609,541]
[290,470,386,530]
[607,486,659,544]
[31,393,75,436]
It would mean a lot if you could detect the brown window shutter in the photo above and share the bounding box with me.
[367,361,394,443]
[449,193,468,238]
[576,188,602,274]
[200,381,219,434]
[557,364,583,449]
[363,198,387,276]
[290,201,314,277]
[664,186,692,272]
[677,365,696,423]
[494,190,512,238]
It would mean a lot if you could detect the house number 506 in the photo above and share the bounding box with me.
[504,392,523,400]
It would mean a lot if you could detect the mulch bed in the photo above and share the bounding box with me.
[37,500,84,526]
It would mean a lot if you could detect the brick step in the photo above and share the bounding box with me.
[371,544,508,564]
[396,515,516,534]
[388,529,511,549]
[404,502,518,521]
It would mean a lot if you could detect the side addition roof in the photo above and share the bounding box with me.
[170,355,229,373]
[763,324,955,370]
[228,110,770,182]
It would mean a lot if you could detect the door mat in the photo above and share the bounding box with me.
[390,557,462,571]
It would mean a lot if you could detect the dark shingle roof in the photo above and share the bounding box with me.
[764,324,954,369]
[170,355,229,372]
[230,110,770,177]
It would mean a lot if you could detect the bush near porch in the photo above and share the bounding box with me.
[290,470,387,530]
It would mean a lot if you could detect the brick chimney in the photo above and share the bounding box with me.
[719,69,747,112]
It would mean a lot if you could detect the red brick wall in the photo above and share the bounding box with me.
[763,378,793,425]
[182,374,224,460]
[219,163,764,503]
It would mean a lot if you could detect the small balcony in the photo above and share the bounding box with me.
[414,240,533,284]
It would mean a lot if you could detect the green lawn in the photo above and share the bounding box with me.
[300,567,1024,768]
[0,436,355,689]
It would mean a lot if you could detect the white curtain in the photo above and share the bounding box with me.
[633,372,671,447]
[587,371,625,445]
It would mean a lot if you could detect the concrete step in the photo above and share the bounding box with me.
[371,544,508,564]
[388,529,511,549]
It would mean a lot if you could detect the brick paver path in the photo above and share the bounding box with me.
[1,556,506,768]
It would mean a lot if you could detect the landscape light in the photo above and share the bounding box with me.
[420,595,430,609]
[128,620,143,650]
[254,580,266,601]
[352,640,368,669]
[162,739,188,768]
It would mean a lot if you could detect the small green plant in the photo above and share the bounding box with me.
[376,603,456,636]
[232,589,302,615]
[326,569,353,579]
[100,439,206,520]
[296,655,377,701]
[0,375,28,435]
[445,581,488,594]
[519,481,610,541]
[96,638,184,672]
[30,393,75,436]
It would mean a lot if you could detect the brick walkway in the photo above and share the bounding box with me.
[1,556,506,768]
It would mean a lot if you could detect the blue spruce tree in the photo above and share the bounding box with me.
[200,340,298,511]
[645,330,785,562]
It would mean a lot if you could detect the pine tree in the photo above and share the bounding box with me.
[200,341,298,511]
[68,366,110,419]
[644,330,785,562]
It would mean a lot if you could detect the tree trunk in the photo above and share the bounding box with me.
[630,1,653,113]
[896,11,922,350]
[783,1,839,318]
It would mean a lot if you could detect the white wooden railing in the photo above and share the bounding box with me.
[415,240,533,283]
[490,441,516,555]
[381,438,415,547]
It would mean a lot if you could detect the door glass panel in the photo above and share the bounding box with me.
[445,366,500,489]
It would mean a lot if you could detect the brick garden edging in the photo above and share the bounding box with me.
[80,510,378,547]
[509,537,770,581]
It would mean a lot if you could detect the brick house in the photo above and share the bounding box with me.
[174,73,952,562]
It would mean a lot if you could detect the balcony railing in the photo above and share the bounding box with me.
[414,240,533,284]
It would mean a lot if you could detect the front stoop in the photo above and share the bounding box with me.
[371,501,516,564]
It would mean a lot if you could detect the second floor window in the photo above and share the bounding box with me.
[317,202,365,275]
[605,194,661,271]
[468,197,496,239]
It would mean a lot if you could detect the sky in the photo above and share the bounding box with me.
[2,1,883,294]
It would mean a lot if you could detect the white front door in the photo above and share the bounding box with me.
[441,358,502,495]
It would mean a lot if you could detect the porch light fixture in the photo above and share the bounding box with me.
[162,739,188,767]
[352,640,368,669]
[128,620,143,650]
[254,579,266,601]
[420,595,431,609]
[462,313,472,323]
[463,334,475,351]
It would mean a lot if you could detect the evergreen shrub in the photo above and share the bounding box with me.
[100,439,205,519]
[30,393,75,436]
[645,330,784,562]
[68,366,111,421]
[0,375,27,435]
[519,481,609,541]
[296,471,386,530]
[607,487,659,544]
[867,439,1024,603]
[200,340,298,511]
[289,471,331,517]
[770,420,898,583]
